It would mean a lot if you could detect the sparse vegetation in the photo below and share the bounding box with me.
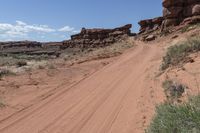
[11,54,51,61]
[162,80,186,102]
[38,65,45,69]
[181,23,200,33]
[47,64,56,69]
[0,56,28,67]
[161,36,200,70]
[0,98,6,108]
[60,40,134,64]
[160,29,171,37]
[146,95,200,133]
[0,69,15,79]
[0,56,20,66]
[0,54,53,67]
[16,60,27,67]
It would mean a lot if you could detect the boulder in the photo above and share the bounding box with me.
[145,35,156,41]
[163,7,183,19]
[163,19,179,27]
[192,4,200,15]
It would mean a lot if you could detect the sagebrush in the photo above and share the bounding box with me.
[146,95,200,133]
[161,36,200,70]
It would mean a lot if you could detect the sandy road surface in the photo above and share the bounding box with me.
[0,43,164,133]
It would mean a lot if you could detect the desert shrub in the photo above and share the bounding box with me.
[161,36,200,70]
[12,54,50,61]
[0,102,5,108]
[0,69,15,78]
[146,95,200,133]
[16,60,27,67]
[181,23,200,33]
[38,65,45,69]
[162,80,186,102]
[47,64,55,69]
[0,56,20,66]
[0,97,6,108]
[160,29,171,36]
[181,25,193,33]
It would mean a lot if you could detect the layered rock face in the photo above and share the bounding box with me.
[138,17,164,34]
[162,0,200,27]
[62,24,133,49]
[139,0,200,34]
[0,41,62,56]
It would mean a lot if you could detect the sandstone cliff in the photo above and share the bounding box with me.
[139,0,200,34]
[61,24,133,49]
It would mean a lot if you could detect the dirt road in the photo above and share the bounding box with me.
[0,43,164,133]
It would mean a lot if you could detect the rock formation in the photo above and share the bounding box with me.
[162,0,200,27]
[0,25,133,56]
[138,17,164,34]
[139,0,200,34]
[0,41,62,56]
[61,24,133,49]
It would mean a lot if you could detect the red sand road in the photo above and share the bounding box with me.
[0,44,164,133]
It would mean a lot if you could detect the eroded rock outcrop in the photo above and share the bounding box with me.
[162,0,200,27]
[0,41,62,56]
[62,24,133,49]
[138,17,164,34]
[139,0,200,35]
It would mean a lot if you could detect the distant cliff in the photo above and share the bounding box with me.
[0,25,134,56]
[0,41,62,56]
[62,24,134,49]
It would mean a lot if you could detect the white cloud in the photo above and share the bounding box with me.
[0,23,13,31]
[72,30,80,33]
[16,20,27,26]
[0,20,79,41]
[0,21,56,38]
[26,25,55,32]
[6,30,27,37]
[58,26,74,32]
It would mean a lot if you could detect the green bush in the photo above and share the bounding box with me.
[146,95,200,133]
[161,36,200,70]
[162,80,186,102]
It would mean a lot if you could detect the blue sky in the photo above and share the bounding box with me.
[0,0,162,42]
